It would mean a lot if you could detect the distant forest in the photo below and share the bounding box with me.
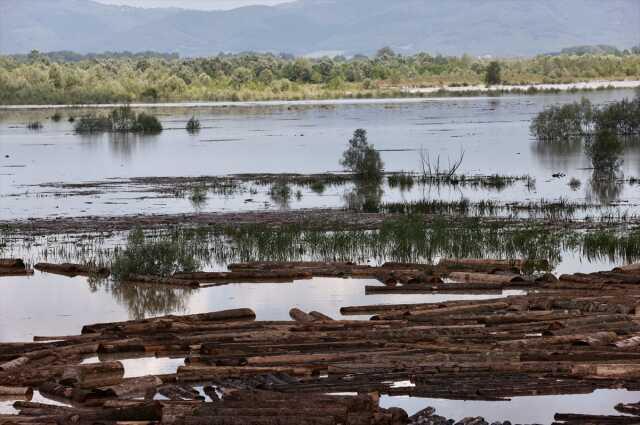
[1,47,639,105]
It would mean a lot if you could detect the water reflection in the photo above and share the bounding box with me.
[586,172,624,205]
[343,180,384,212]
[90,277,195,320]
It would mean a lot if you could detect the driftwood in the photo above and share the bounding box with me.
[125,274,200,287]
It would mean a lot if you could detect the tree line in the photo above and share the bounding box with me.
[1,48,639,104]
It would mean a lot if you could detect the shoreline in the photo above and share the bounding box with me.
[1,79,638,110]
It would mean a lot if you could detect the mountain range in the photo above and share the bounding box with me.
[1,0,639,57]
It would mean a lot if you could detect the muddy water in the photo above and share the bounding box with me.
[2,89,640,219]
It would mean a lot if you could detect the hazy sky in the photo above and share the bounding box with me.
[94,0,291,10]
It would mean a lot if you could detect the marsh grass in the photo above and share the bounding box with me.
[75,106,163,134]
[111,227,200,281]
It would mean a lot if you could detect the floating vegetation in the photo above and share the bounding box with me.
[75,105,163,134]
[569,177,582,190]
[186,116,201,133]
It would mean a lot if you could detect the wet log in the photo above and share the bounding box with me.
[448,271,524,284]
[38,382,74,401]
[613,263,640,274]
[85,376,163,400]
[553,413,640,424]
[0,259,26,269]
[173,270,312,283]
[289,308,315,323]
[34,263,110,278]
[82,309,256,334]
[438,258,526,271]
[571,363,640,379]
[60,361,124,389]
[125,274,200,287]
[158,384,204,401]
[0,386,33,397]
[0,356,30,371]
[0,268,34,277]
[615,401,640,415]
[365,283,505,293]
[176,366,313,382]
[308,311,334,322]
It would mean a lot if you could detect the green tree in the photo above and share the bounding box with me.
[340,129,384,181]
[485,61,502,85]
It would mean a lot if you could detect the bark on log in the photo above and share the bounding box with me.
[0,259,26,269]
[448,272,524,284]
[34,263,109,278]
[0,386,32,397]
[289,308,315,323]
[60,361,124,389]
[125,274,200,288]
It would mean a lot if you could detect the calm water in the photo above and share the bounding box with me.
[1,90,640,219]
[2,92,640,422]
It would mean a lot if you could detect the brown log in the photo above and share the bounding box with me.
[308,311,334,322]
[613,263,640,274]
[289,308,315,323]
[438,258,526,271]
[0,386,33,397]
[34,263,109,277]
[60,361,125,389]
[0,268,34,277]
[172,270,312,283]
[125,274,200,287]
[448,271,524,284]
[0,259,26,269]
[176,366,313,382]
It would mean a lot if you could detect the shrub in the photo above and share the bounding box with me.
[340,129,384,182]
[530,98,593,141]
[74,114,112,133]
[485,61,502,86]
[51,112,62,122]
[111,227,199,281]
[186,116,201,133]
[585,130,624,172]
[134,113,163,133]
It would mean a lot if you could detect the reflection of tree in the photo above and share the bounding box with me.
[90,277,195,320]
[586,171,623,205]
[343,180,383,212]
[530,138,584,171]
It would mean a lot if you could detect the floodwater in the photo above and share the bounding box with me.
[1,89,640,219]
[2,91,640,422]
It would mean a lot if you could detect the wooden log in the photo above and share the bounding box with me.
[308,311,334,322]
[613,263,640,274]
[176,366,313,382]
[0,356,29,371]
[0,386,33,397]
[86,376,163,399]
[571,363,640,379]
[34,263,110,278]
[60,361,125,389]
[0,259,26,269]
[448,272,524,284]
[438,258,525,271]
[365,283,504,293]
[0,268,34,277]
[289,309,315,323]
[125,274,200,288]
[172,270,312,283]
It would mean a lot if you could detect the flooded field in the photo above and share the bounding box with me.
[2,89,640,424]
[2,90,640,219]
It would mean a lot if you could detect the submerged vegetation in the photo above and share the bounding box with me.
[74,105,163,134]
[2,50,640,104]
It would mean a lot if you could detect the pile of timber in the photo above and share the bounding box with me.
[3,391,405,425]
[0,259,33,277]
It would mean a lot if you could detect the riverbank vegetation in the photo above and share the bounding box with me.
[1,50,639,104]
[74,105,162,133]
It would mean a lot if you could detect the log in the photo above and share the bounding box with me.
[0,386,33,397]
[288,308,316,323]
[438,258,525,271]
[88,376,163,399]
[60,361,125,389]
[34,263,109,277]
[0,268,34,277]
[448,272,524,284]
[125,274,200,287]
[613,263,640,274]
[172,270,312,283]
[0,259,26,269]
[308,311,334,322]
[571,363,640,379]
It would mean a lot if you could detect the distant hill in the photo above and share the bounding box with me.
[1,0,639,56]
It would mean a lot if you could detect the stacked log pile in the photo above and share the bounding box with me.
[3,261,640,424]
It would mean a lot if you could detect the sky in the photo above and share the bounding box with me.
[94,0,292,10]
